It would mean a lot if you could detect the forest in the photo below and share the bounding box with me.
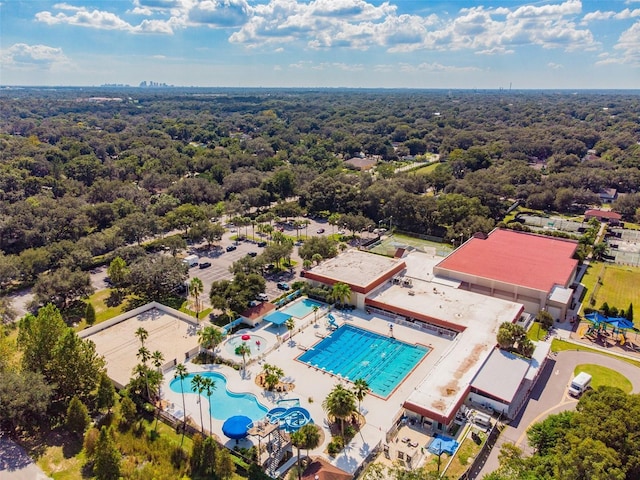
[1,88,639,299]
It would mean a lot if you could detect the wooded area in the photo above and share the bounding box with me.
[1,88,639,299]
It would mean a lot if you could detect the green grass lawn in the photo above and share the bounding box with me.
[580,262,640,314]
[551,338,640,368]
[573,363,633,393]
[527,322,546,341]
[596,264,640,310]
[413,162,440,175]
[444,431,486,478]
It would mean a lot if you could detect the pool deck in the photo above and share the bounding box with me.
[159,308,454,474]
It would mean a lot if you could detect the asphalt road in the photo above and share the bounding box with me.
[474,349,640,478]
[0,434,50,480]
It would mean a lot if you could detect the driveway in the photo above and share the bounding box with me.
[0,434,50,480]
[474,350,640,478]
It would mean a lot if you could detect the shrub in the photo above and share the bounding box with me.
[83,427,100,457]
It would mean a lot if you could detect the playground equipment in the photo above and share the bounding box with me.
[327,314,338,330]
[266,406,313,432]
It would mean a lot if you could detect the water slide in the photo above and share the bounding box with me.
[266,406,312,432]
[327,313,338,329]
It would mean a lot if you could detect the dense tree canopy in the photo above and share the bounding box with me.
[1,88,638,296]
[490,387,640,480]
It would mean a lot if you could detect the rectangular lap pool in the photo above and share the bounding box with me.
[298,324,429,397]
[281,298,324,319]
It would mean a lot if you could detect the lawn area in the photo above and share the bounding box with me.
[443,431,486,478]
[370,233,452,257]
[527,322,547,341]
[413,162,440,175]
[551,338,640,368]
[573,363,633,393]
[581,262,640,313]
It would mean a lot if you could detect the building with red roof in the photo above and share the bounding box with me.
[434,229,579,320]
[584,209,622,224]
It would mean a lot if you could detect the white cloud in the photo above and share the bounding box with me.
[1,43,70,69]
[547,62,563,69]
[36,8,137,31]
[188,0,251,28]
[582,8,640,23]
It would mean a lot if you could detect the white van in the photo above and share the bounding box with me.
[183,254,199,267]
[568,372,592,397]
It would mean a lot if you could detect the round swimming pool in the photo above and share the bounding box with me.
[169,371,268,420]
[224,333,269,357]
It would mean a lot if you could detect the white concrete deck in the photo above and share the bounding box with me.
[159,308,454,474]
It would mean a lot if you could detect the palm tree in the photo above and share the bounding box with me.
[285,317,296,343]
[189,277,204,321]
[331,282,352,307]
[174,363,189,440]
[322,384,357,438]
[313,305,319,325]
[198,325,224,362]
[151,350,164,372]
[201,376,216,436]
[235,342,251,377]
[151,350,164,431]
[300,424,321,464]
[135,327,149,346]
[262,363,284,391]
[291,429,306,480]
[136,346,151,401]
[191,374,205,434]
[352,378,370,415]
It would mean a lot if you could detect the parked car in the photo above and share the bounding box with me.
[277,282,290,290]
[257,293,269,301]
[247,251,258,257]
[199,261,212,269]
[226,245,237,252]
[338,230,345,235]
[316,228,325,234]
[257,241,267,247]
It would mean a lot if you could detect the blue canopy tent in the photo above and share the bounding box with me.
[585,312,608,326]
[222,415,252,441]
[264,310,292,334]
[607,317,634,330]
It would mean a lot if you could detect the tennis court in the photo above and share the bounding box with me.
[369,234,452,257]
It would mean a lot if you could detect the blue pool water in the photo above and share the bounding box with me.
[298,324,428,397]
[281,298,324,319]
[170,372,268,421]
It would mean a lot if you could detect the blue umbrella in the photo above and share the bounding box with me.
[222,415,252,440]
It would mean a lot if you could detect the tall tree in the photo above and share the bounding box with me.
[322,384,357,437]
[201,376,216,436]
[93,426,121,480]
[189,277,204,320]
[65,396,90,438]
[198,325,224,362]
[234,342,251,377]
[174,363,189,438]
[352,378,370,414]
[191,374,205,434]
[330,282,352,306]
[96,372,116,413]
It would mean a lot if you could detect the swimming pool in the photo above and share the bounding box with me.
[298,324,429,397]
[281,298,324,319]
[224,333,268,357]
[169,371,268,421]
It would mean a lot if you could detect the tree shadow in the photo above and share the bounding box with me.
[105,290,125,308]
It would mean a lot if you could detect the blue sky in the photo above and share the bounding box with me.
[1,0,639,88]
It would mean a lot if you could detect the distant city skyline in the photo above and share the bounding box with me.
[1,0,639,89]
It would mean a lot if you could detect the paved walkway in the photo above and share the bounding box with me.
[0,434,51,480]
[475,350,640,478]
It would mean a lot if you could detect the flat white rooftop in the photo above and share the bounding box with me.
[307,249,403,290]
[471,349,531,404]
[367,252,524,423]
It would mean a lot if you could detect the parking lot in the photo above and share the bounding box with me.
[185,217,334,309]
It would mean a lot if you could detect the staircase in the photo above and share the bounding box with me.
[265,429,290,477]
